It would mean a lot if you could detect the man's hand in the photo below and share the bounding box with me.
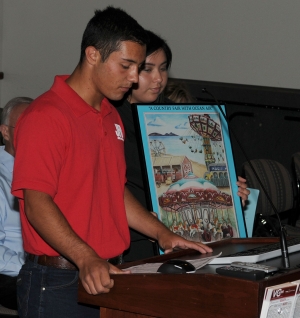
[157,230,213,255]
[78,254,130,295]
[236,176,250,207]
[24,189,131,296]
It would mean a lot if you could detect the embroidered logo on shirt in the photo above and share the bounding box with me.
[115,124,124,141]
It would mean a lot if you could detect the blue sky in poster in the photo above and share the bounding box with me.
[144,112,221,136]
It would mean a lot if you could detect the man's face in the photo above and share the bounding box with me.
[91,41,146,102]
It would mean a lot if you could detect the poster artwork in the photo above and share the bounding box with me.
[134,104,246,245]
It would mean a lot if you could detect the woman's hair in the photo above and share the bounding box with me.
[145,30,172,69]
[141,30,172,103]
[164,81,195,103]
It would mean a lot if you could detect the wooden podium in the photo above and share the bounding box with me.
[78,238,300,318]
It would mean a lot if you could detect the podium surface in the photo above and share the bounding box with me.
[78,238,300,318]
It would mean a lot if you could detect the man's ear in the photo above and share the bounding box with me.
[85,46,100,66]
[0,124,9,142]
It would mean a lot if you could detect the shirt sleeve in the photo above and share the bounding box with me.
[12,105,70,199]
[0,189,24,276]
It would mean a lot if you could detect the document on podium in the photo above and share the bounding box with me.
[123,252,222,274]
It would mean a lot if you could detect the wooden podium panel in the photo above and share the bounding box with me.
[78,238,300,318]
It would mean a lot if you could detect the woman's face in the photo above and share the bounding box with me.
[130,49,169,104]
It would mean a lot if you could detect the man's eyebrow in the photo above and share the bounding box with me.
[121,58,140,64]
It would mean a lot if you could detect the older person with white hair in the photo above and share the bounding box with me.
[0,97,32,310]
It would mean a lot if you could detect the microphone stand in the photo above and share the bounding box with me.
[202,88,290,269]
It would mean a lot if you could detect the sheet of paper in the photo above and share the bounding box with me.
[243,188,259,237]
[122,252,222,274]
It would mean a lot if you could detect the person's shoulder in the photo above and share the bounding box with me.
[163,97,174,104]
[0,163,10,202]
[111,97,130,110]
[23,90,69,121]
[111,98,131,119]
[31,89,61,108]
[0,146,5,158]
[16,94,71,137]
[0,147,13,172]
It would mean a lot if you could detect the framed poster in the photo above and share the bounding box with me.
[132,103,247,246]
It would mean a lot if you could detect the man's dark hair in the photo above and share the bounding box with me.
[80,6,148,63]
[145,30,172,69]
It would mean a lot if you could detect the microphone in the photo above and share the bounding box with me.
[202,87,290,269]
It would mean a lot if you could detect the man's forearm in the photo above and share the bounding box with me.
[124,187,169,240]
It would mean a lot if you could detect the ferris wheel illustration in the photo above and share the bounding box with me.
[150,140,166,157]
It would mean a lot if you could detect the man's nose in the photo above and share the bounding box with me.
[128,68,139,83]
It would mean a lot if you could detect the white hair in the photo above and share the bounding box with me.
[1,97,33,125]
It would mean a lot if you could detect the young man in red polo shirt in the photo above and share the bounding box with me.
[12,6,212,317]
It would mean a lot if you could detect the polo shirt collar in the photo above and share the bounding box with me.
[51,75,113,118]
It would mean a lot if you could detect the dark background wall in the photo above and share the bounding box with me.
[170,78,300,180]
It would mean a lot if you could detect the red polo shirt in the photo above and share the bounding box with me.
[12,75,130,258]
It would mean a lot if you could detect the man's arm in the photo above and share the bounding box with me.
[124,187,213,254]
[24,189,127,294]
